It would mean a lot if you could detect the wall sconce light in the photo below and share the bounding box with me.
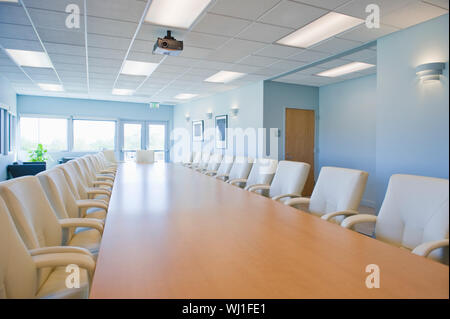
[185,113,190,122]
[416,62,445,82]
[231,106,239,117]
[206,110,213,119]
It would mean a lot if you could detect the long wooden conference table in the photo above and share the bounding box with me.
[90,163,449,299]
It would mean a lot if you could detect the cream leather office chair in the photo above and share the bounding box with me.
[59,163,111,204]
[226,157,254,186]
[285,167,368,224]
[208,155,234,179]
[37,168,107,221]
[185,152,201,168]
[193,152,211,171]
[0,176,103,256]
[248,160,310,202]
[136,150,155,163]
[198,153,222,173]
[89,155,116,177]
[181,151,194,166]
[102,150,117,165]
[229,158,278,192]
[72,159,113,191]
[0,197,95,299]
[98,152,118,171]
[341,174,449,264]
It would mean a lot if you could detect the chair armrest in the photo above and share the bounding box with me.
[76,199,108,211]
[32,253,96,278]
[228,178,247,186]
[204,170,217,176]
[284,197,311,207]
[272,193,301,201]
[87,188,111,197]
[99,169,116,174]
[341,214,377,229]
[92,180,114,188]
[59,218,104,234]
[29,246,93,258]
[95,174,115,182]
[412,239,449,257]
[215,174,229,181]
[246,184,270,192]
[321,210,359,222]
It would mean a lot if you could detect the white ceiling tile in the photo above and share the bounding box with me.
[335,0,417,19]
[287,49,332,63]
[259,1,328,28]
[237,55,281,67]
[0,38,42,51]
[88,34,131,50]
[48,53,86,65]
[340,48,377,61]
[291,0,351,10]
[87,16,137,38]
[45,43,85,56]
[29,8,83,31]
[89,47,126,60]
[127,50,164,63]
[179,46,215,59]
[87,0,146,22]
[382,2,448,28]
[310,37,363,54]
[154,64,190,74]
[253,44,304,58]
[192,13,252,37]
[209,0,281,20]
[223,64,262,74]
[295,66,327,75]
[22,0,84,12]
[89,57,122,68]
[37,27,85,46]
[0,4,30,25]
[181,31,230,50]
[204,38,266,63]
[89,65,120,74]
[422,0,449,10]
[337,23,399,43]
[236,22,293,43]
[0,23,36,41]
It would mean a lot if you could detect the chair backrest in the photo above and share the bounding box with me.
[37,169,79,219]
[268,161,310,198]
[216,155,234,176]
[206,153,223,171]
[228,157,254,181]
[58,162,87,200]
[0,176,62,251]
[102,150,117,163]
[375,174,449,263]
[308,167,368,219]
[136,150,155,163]
[72,159,93,187]
[246,158,278,187]
[192,152,202,164]
[0,197,38,298]
[198,152,211,169]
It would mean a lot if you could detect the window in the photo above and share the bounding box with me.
[20,117,68,152]
[124,123,141,150]
[148,124,166,162]
[73,120,115,151]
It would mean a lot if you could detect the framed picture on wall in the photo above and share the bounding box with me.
[192,120,204,142]
[215,115,228,149]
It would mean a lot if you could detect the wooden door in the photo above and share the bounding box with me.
[285,108,315,196]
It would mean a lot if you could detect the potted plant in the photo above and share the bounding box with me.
[28,143,50,163]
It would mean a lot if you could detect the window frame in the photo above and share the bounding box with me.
[72,118,117,152]
[18,115,70,152]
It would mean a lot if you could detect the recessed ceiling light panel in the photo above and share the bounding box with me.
[112,88,135,95]
[204,71,246,83]
[5,49,53,68]
[175,93,198,100]
[145,0,212,29]
[277,12,363,48]
[121,60,159,77]
[316,62,375,77]
[38,83,64,92]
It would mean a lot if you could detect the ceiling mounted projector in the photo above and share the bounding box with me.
[153,30,183,56]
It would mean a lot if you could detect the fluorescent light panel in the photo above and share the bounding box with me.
[204,71,246,83]
[5,49,53,68]
[277,12,363,48]
[316,62,375,77]
[0,0,19,2]
[175,93,198,100]
[121,60,159,76]
[145,0,212,29]
[112,88,135,95]
[38,83,64,92]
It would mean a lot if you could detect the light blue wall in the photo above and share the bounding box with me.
[319,75,377,207]
[0,75,17,181]
[263,81,319,175]
[173,82,264,158]
[376,14,449,207]
[17,95,174,165]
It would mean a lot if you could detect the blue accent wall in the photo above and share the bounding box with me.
[319,75,377,207]
[0,75,16,181]
[376,14,449,208]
